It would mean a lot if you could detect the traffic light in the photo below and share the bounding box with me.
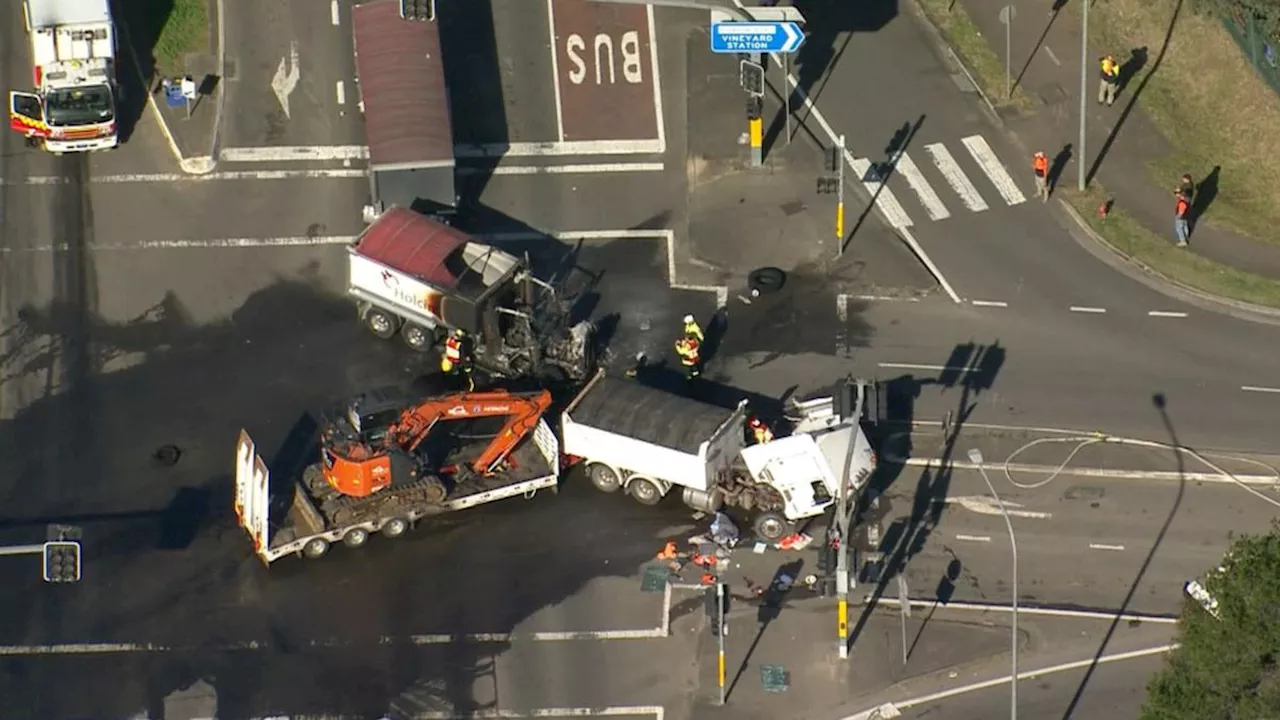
[739,60,765,98]
[400,0,433,21]
[42,541,80,583]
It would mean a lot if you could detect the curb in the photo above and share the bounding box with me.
[905,0,1001,121]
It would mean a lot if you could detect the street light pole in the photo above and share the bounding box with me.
[968,448,1017,720]
[1078,0,1089,190]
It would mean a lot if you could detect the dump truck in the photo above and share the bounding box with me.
[560,371,878,540]
[235,387,561,564]
[347,206,595,380]
[9,0,119,153]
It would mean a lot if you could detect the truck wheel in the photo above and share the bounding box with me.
[342,528,370,548]
[401,323,432,352]
[302,537,331,559]
[364,308,399,339]
[628,478,664,506]
[381,517,409,538]
[588,464,622,493]
[753,512,790,542]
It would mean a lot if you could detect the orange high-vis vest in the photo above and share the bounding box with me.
[1033,155,1048,176]
[1176,196,1189,217]
[444,337,463,361]
[676,337,701,365]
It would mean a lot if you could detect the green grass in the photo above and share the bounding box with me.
[152,0,210,78]
[1062,185,1280,309]
[915,0,1037,113]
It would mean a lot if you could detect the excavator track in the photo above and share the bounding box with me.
[304,467,448,528]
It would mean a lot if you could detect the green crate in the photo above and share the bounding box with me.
[640,564,669,593]
[761,664,789,693]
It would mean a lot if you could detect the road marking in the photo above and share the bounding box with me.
[1070,305,1107,313]
[849,158,914,228]
[647,4,668,155]
[417,708,665,719]
[878,362,968,372]
[335,80,345,105]
[867,597,1178,624]
[1148,310,1189,318]
[851,294,922,302]
[456,162,664,176]
[331,0,340,25]
[946,496,1052,519]
[955,534,991,542]
[894,152,951,221]
[1243,385,1280,394]
[455,139,665,158]
[220,145,370,162]
[1090,543,1126,551]
[4,169,369,184]
[961,134,1026,206]
[270,41,301,119]
[1044,46,1062,66]
[970,299,1007,307]
[924,142,989,213]
[899,455,1279,485]
[546,0,565,143]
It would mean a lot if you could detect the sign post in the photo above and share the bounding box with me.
[711,21,805,168]
[998,6,1016,99]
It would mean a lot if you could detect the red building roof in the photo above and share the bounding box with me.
[354,208,470,288]
[351,0,455,170]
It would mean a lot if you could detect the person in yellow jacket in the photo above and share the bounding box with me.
[440,328,474,390]
[1098,55,1120,106]
[682,314,704,343]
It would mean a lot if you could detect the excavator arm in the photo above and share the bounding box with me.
[391,389,553,475]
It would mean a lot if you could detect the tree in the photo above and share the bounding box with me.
[1142,523,1280,719]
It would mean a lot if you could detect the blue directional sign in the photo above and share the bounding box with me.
[710,21,805,54]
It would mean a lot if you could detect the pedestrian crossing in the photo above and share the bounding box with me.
[853,133,1028,229]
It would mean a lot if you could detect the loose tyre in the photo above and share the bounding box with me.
[588,464,622,493]
[752,512,790,542]
[302,537,330,559]
[628,477,663,506]
[381,517,410,538]
[401,323,433,351]
[342,528,370,548]
[747,267,787,297]
[364,308,399,339]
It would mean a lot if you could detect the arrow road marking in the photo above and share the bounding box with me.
[271,41,301,119]
[944,495,1052,519]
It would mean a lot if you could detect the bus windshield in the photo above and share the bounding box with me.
[45,85,114,127]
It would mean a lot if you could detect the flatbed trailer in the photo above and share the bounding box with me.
[235,420,560,564]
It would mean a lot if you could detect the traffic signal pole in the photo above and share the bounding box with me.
[749,53,764,168]
[717,581,727,705]
[836,134,846,250]
[0,544,46,557]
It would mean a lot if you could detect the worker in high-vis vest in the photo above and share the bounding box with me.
[441,328,475,390]
[1032,151,1050,202]
[748,416,774,445]
[1098,55,1120,106]
[682,314,705,343]
[675,334,702,379]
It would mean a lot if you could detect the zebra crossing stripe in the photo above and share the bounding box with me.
[924,143,989,213]
[850,158,914,229]
[893,152,951,221]
[961,135,1026,206]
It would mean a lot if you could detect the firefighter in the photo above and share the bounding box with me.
[682,314,705,343]
[748,416,774,445]
[441,328,475,391]
[674,333,702,379]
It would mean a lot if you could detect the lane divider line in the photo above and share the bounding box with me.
[1241,385,1280,394]
[955,534,991,542]
[1148,310,1189,318]
[970,300,1008,307]
[1069,306,1107,313]
[864,597,1179,624]
[1088,543,1126,551]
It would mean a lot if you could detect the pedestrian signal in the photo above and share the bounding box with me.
[400,0,434,21]
[739,60,765,98]
[42,541,81,583]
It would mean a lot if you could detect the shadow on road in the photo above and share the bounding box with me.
[439,0,507,200]
[112,0,175,144]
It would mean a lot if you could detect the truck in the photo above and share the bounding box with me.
[560,370,878,541]
[8,0,119,154]
[235,387,563,564]
[347,206,595,380]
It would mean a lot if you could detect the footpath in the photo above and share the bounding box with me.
[929,0,1280,304]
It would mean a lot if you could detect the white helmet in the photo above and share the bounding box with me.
[683,314,695,324]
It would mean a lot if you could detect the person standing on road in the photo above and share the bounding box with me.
[1032,151,1050,202]
[441,328,475,391]
[682,314,704,343]
[1098,55,1120,106]
[1174,189,1191,247]
[675,333,702,380]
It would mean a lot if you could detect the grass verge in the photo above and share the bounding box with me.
[1069,0,1280,243]
[151,0,211,78]
[915,0,1037,113]
[1061,185,1280,309]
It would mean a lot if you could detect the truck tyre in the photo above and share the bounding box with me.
[381,517,410,538]
[364,308,399,339]
[302,537,331,559]
[401,323,432,352]
[752,512,790,542]
[342,528,370,548]
[588,464,622,493]
[628,478,664,506]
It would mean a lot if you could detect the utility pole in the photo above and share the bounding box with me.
[897,574,910,665]
[1078,0,1089,190]
[970,449,1018,720]
[749,54,764,168]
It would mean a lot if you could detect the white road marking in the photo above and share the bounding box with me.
[416,708,665,719]
[270,41,301,119]
[901,456,1280,485]
[894,152,951,221]
[220,145,369,162]
[1148,310,1189,318]
[4,169,368,184]
[866,597,1178,624]
[546,0,565,143]
[851,294,922,302]
[454,139,665,157]
[924,142,989,213]
[330,0,340,25]
[970,299,1007,307]
[335,80,345,105]
[646,4,667,155]
[835,294,849,357]
[956,534,991,542]
[1089,543,1126,551]
[456,162,663,176]
[946,496,1052,519]
[1070,305,1107,313]
[1044,46,1062,66]
[961,134,1026,206]
[878,362,968,372]
[1242,385,1280,394]
[849,157,914,228]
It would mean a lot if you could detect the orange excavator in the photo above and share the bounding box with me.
[305,387,553,521]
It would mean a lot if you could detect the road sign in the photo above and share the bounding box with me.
[711,21,805,54]
[710,7,806,24]
[739,59,765,97]
[998,5,1015,23]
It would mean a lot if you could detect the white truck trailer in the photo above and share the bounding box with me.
[9,0,119,153]
[561,371,878,540]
